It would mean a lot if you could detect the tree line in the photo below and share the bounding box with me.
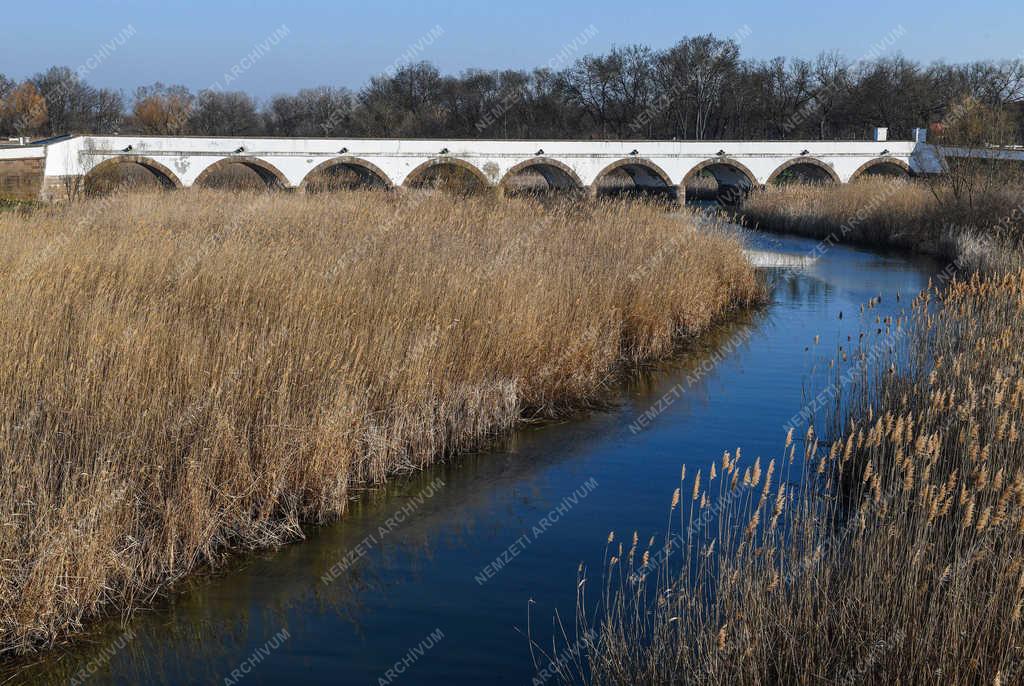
[2,35,1023,142]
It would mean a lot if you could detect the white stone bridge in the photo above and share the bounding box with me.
[0,133,950,203]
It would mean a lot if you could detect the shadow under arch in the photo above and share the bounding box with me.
[403,158,492,193]
[499,158,584,196]
[193,157,291,190]
[766,156,840,185]
[849,157,912,181]
[592,157,675,199]
[300,156,394,192]
[83,155,183,195]
[683,157,758,206]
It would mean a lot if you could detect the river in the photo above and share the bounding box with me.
[9,223,940,685]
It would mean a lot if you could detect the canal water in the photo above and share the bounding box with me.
[10,224,940,685]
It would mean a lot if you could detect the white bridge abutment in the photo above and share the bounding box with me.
[0,135,951,204]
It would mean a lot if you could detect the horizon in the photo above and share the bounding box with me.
[3,0,1023,100]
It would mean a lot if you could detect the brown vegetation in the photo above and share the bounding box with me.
[83,162,168,196]
[741,173,1024,273]
[683,171,719,201]
[0,83,47,137]
[131,83,193,136]
[0,190,758,654]
[6,43,1024,142]
[564,270,1024,685]
[557,174,1024,684]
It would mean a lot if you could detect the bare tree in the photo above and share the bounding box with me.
[7,47,1024,143]
[132,83,194,134]
[810,52,851,139]
[933,100,1020,213]
[30,66,124,134]
[355,62,445,137]
[189,91,262,136]
[1,82,49,136]
[263,86,354,137]
[0,73,14,136]
[561,54,619,138]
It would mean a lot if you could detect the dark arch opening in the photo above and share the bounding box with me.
[500,159,584,198]
[194,159,289,191]
[684,159,757,206]
[768,159,839,185]
[404,159,490,195]
[850,157,912,181]
[302,158,392,193]
[683,169,720,202]
[83,156,181,197]
[593,159,676,200]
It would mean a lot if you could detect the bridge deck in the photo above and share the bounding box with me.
[0,134,948,202]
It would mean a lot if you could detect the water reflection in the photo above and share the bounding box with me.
[5,227,938,686]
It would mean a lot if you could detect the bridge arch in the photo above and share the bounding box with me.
[300,157,393,192]
[193,157,290,190]
[403,158,491,193]
[499,158,584,196]
[683,158,758,205]
[83,155,183,195]
[592,157,675,198]
[767,157,839,185]
[850,157,912,181]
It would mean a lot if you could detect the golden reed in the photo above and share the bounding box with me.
[562,178,1024,685]
[0,189,758,654]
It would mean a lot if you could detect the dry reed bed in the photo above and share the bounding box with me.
[741,177,1024,273]
[0,190,758,654]
[556,183,1024,683]
[563,271,1024,685]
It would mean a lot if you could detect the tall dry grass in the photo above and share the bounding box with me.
[0,189,758,654]
[553,178,1024,685]
[556,272,1024,685]
[683,172,720,202]
[742,176,1024,273]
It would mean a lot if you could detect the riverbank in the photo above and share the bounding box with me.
[740,176,1024,274]
[566,178,1024,684]
[0,190,760,655]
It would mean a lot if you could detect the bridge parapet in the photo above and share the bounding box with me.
[0,134,947,202]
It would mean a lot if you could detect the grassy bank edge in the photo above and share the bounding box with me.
[555,178,1024,685]
[0,191,763,660]
[735,177,1024,275]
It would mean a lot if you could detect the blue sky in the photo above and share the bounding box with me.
[5,0,1022,99]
